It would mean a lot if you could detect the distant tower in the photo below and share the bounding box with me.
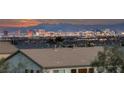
[3,30,8,36]
[27,30,33,38]
[16,30,21,37]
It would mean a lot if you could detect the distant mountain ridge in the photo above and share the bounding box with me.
[1,23,124,32]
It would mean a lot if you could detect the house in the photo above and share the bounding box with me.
[0,41,17,59]
[2,47,103,73]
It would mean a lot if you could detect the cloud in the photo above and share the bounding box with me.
[0,19,41,27]
[0,19,124,28]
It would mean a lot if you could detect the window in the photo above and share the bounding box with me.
[78,68,87,73]
[30,70,34,73]
[89,68,94,73]
[25,69,28,73]
[36,70,40,73]
[53,69,65,73]
[71,69,77,73]
[59,69,65,73]
[53,70,59,73]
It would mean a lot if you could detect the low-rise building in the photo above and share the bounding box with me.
[3,47,103,73]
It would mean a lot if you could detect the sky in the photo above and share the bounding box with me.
[0,19,124,28]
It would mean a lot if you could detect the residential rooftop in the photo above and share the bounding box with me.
[0,41,17,54]
[19,47,103,68]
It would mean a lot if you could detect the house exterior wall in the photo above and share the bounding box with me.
[43,67,97,73]
[4,53,42,73]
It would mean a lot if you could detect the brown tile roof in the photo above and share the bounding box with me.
[0,42,17,54]
[20,47,103,68]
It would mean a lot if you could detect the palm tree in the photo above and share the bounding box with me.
[91,46,124,73]
[55,37,64,47]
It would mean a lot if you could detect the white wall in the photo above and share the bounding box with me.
[43,67,97,73]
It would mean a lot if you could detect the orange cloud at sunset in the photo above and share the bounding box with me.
[0,19,41,27]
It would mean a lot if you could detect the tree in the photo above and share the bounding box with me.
[55,37,64,47]
[47,37,64,48]
[0,58,8,73]
[0,58,5,64]
[0,58,28,73]
[91,46,124,73]
[55,37,64,43]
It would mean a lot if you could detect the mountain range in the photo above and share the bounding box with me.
[1,23,124,32]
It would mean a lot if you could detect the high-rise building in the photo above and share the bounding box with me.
[27,30,33,38]
[3,30,8,36]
